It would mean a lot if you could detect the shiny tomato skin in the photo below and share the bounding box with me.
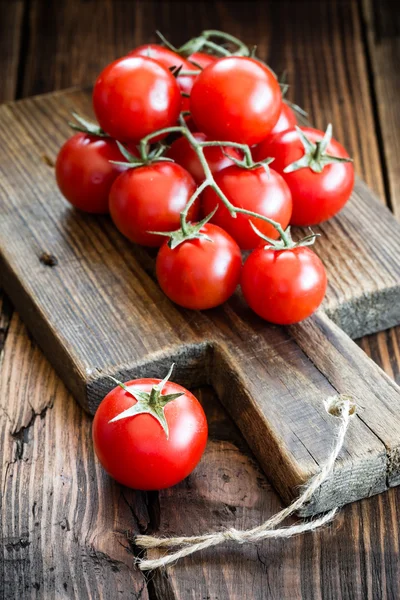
[55,133,132,214]
[156,224,242,310]
[190,57,282,145]
[259,102,297,143]
[167,133,242,183]
[241,246,327,324]
[253,127,355,226]
[109,162,198,247]
[128,44,195,95]
[201,166,292,249]
[188,52,217,69]
[92,379,208,490]
[93,56,182,143]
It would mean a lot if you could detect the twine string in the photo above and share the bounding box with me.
[135,395,355,570]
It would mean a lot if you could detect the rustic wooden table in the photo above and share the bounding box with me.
[1,1,399,598]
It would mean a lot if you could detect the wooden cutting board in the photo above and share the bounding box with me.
[1,88,400,516]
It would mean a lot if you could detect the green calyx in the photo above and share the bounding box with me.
[250,222,320,251]
[68,113,108,137]
[108,364,182,438]
[110,141,173,169]
[148,207,218,250]
[284,124,353,174]
[223,150,274,173]
[156,29,251,61]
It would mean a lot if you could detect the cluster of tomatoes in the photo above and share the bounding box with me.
[56,31,356,491]
[56,30,355,328]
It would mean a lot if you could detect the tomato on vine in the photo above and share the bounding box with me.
[256,102,297,143]
[201,165,292,249]
[190,57,282,145]
[93,365,208,490]
[109,161,198,247]
[128,44,196,95]
[93,56,182,143]
[253,125,354,225]
[156,223,242,310]
[56,131,135,214]
[241,237,327,325]
[167,133,242,184]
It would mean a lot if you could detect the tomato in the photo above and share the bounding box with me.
[128,44,196,95]
[55,133,134,213]
[93,56,182,143]
[156,224,242,309]
[167,133,242,183]
[109,162,198,247]
[92,369,208,490]
[241,245,327,324]
[188,52,217,69]
[256,102,297,145]
[201,166,292,249]
[190,57,282,145]
[253,127,354,226]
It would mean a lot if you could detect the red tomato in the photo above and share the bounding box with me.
[128,44,196,95]
[93,56,182,143]
[156,224,242,309]
[188,52,217,69]
[201,166,292,249]
[167,133,242,184]
[93,375,208,490]
[257,102,297,144]
[190,57,282,145]
[241,245,327,324]
[253,127,354,226]
[55,133,133,213]
[109,162,198,247]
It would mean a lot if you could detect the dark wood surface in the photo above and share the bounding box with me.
[1,1,400,598]
[3,85,400,518]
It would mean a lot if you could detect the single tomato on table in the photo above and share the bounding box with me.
[93,56,182,143]
[55,132,134,213]
[156,223,242,310]
[253,125,354,226]
[201,165,292,249]
[190,56,282,145]
[167,133,242,184]
[241,244,327,324]
[92,365,208,490]
[109,161,198,247]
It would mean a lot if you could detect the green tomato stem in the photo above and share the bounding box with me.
[138,117,290,246]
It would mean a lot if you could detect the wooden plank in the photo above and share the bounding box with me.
[0,0,24,103]
[361,0,400,217]
[20,0,215,98]
[151,387,400,600]
[3,318,400,600]
[0,313,149,598]
[1,89,400,516]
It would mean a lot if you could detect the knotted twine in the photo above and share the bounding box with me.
[135,394,356,570]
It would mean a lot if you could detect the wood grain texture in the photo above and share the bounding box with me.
[2,87,400,516]
[0,313,149,599]
[2,0,400,597]
[361,0,400,217]
[6,317,400,600]
[0,0,24,103]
